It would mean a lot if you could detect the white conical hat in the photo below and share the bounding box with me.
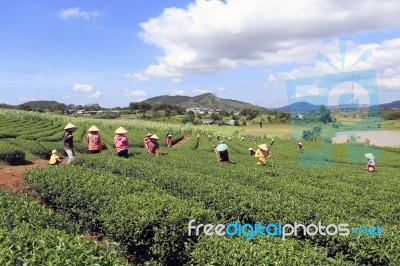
[52,149,58,154]
[258,144,269,151]
[88,125,100,132]
[364,153,375,159]
[150,134,159,139]
[64,123,76,130]
[115,127,128,134]
[248,148,254,150]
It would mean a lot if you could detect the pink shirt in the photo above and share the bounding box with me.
[367,160,376,172]
[114,134,129,152]
[87,133,102,151]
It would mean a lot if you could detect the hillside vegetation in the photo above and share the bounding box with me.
[0,109,399,265]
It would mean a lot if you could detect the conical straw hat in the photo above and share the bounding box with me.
[146,133,152,137]
[115,127,128,134]
[64,123,77,130]
[258,144,269,151]
[88,125,100,132]
[248,147,254,150]
[364,153,375,159]
[150,134,159,140]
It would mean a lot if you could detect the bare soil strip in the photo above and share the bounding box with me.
[0,160,49,193]
[172,136,190,148]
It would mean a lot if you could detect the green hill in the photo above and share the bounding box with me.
[18,101,66,112]
[145,93,268,112]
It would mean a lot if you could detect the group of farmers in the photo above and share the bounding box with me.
[213,141,272,166]
[50,122,163,165]
[52,122,377,172]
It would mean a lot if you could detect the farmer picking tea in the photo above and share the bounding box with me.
[365,153,376,172]
[298,142,303,151]
[63,123,76,164]
[49,149,61,165]
[248,147,255,156]
[166,134,172,147]
[114,127,129,158]
[213,141,230,162]
[149,134,160,156]
[255,144,271,166]
[87,125,102,154]
[143,133,152,153]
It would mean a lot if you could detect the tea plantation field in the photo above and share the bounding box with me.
[0,110,399,265]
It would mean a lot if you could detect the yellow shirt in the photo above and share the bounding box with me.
[255,148,269,165]
[49,154,60,165]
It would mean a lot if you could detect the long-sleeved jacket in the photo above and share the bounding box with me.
[87,133,102,151]
[255,148,270,165]
[114,134,129,152]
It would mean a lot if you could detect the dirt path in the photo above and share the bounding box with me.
[0,160,49,193]
[172,136,191,148]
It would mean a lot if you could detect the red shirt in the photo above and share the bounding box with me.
[114,134,129,152]
[144,137,151,152]
[87,133,102,151]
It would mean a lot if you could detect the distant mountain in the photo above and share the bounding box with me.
[145,95,191,104]
[0,103,15,109]
[380,100,400,109]
[144,93,268,112]
[276,99,400,112]
[275,102,320,112]
[17,101,66,111]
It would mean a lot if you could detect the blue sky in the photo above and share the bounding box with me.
[1,0,400,108]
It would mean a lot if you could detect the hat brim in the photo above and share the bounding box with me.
[88,125,100,132]
[258,144,269,151]
[364,153,375,159]
[115,127,128,134]
[64,123,77,130]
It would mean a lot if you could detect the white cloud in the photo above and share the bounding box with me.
[170,77,182,83]
[378,78,400,90]
[86,91,101,99]
[126,65,182,82]
[327,83,371,106]
[170,90,185,96]
[62,96,72,99]
[18,97,47,102]
[135,0,400,80]
[268,38,400,94]
[295,85,319,97]
[74,83,94,93]
[330,86,369,97]
[73,83,101,99]
[58,7,103,20]
[193,89,210,94]
[122,89,147,97]
[218,87,225,92]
